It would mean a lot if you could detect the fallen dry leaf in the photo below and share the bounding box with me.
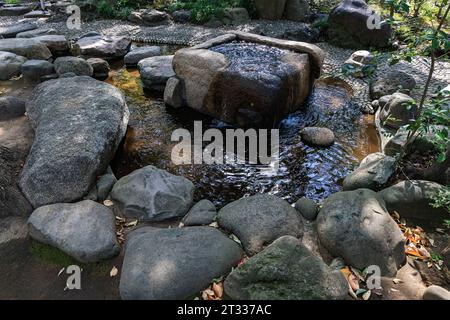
[103,200,114,207]
[348,273,360,291]
[125,220,138,228]
[110,266,118,277]
[212,282,223,298]
[362,290,371,300]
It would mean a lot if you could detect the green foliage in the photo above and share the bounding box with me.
[4,0,21,4]
[167,0,255,24]
[431,186,450,212]
[92,0,147,18]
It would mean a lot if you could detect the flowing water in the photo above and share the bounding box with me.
[0,45,380,207]
[109,65,380,206]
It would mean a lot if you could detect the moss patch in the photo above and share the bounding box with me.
[29,241,77,267]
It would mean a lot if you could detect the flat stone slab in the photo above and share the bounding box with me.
[0,22,37,38]
[73,35,131,60]
[0,38,52,60]
[124,46,161,66]
[0,5,33,16]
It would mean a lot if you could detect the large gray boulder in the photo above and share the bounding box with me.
[378,180,448,223]
[370,71,416,100]
[254,0,287,20]
[124,46,161,67]
[379,92,417,129]
[218,194,303,255]
[54,56,93,77]
[173,32,323,127]
[0,51,27,80]
[110,165,195,222]
[0,38,52,60]
[0,22,37,38]
[73,35,131,60]
[343,152,396,190]
[120,226,243,300]
[20,76,129,208]
[28,200,120,263]
[328,0,392,49]
[138,55,175,92]
[224,236,348,300]
[317,189,405,276]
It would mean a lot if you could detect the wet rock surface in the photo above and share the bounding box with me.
[175,38,316,127]
[300,127,335,147]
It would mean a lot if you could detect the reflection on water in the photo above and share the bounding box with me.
[109,66,380,206]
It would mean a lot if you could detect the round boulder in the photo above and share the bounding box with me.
[300,127,335,147]
[181,199,217,226]
[28,200,120,263]
[110,165,195,222]
[317,189,405,276]
[224,236,348,300]
[119,226,243,300]
[370,71,416,100]
[218,194,303,255]
[0,51,27,80]
[54,56,93,77]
